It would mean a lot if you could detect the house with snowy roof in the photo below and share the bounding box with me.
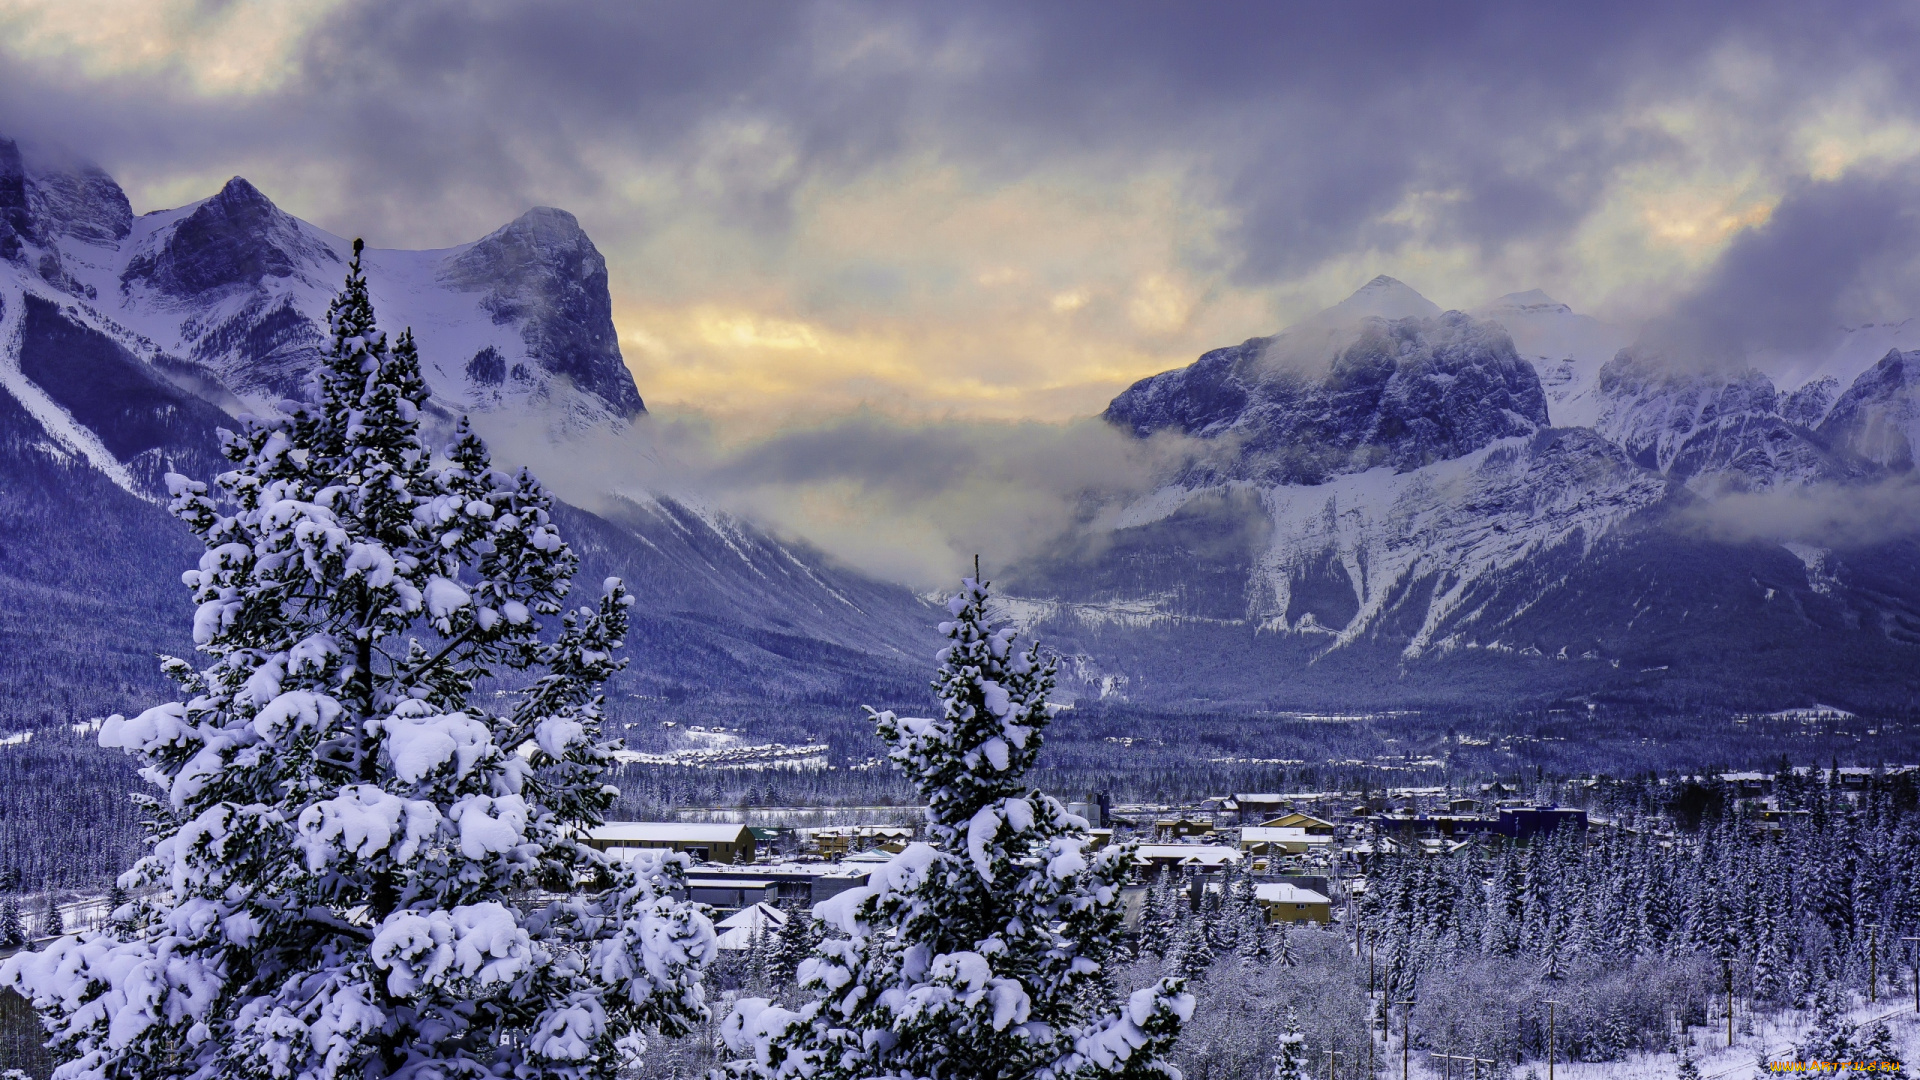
[686,863,869,906]
[807,825,912,858]
[1227,794,1288,823]
[1132,844,1242,871]
[584,822,757,864]
[713,902,788,951]
[1152,816,1216,841]
[1254,882,1332,925]
[1238,826,1334,858]
[1259,811,1335,833]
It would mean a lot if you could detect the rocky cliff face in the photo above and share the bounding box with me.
[1106,303,1547,484]
[1013,277,1920,710]
[1592,350,1842,491]
[0,139,936,722]
[441,207,643,417]
[1817,349,1920,471]
[0,137,131,294]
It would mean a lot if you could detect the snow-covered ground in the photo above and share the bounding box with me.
[1368,999,1920,1080]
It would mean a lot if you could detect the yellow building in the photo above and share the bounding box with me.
[1255,882,1332,925]
[1239,826,1334,858]
[1259,812,1335,835]
[809,825,913,858]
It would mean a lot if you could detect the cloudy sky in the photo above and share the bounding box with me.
[7,1,1920,578]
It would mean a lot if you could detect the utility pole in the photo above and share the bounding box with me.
[1724,955,1735,1047]
[1868,925,1880,1005]
[1400,1000,1417,1080]
[1544,999,1561,1080]
[1430,1051,1497,1080]
[1328,1048,1342,1080]
[1901,937,1920,1013]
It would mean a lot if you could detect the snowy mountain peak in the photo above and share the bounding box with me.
[441,204,642,417]
[1484,288,1571,315]
[0,137,133,262]
[1817,348,1920,470]
[0,136,647,428]
[207,175,277,215]
[1324,274,1442,324]
[121,175,341,302]
[1105,307,1545,484]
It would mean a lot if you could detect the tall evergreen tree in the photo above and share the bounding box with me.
[1273,919,1297,968]
[0,243,714,1079]
[1860,1022,1905,1080]
[1236,908,1271,968]
[768,899,817,987]
[1271,1007,1310,1080]
[1796,983,1854,1064]
[1677,1042,1701,1080]
[0,900,21,949]
[1170,915,1217,984]
[720,573,1190,1080]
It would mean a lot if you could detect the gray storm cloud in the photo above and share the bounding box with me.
[1631,165,1920,371]
[8,1,1920,286]
[18,1,1920,567]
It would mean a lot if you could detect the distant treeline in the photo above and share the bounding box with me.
[1364,775,1920,1063]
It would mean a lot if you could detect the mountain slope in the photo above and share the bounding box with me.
[1013,277,1920,710]
[0,137,938,728]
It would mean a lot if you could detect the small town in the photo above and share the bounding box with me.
[11,8,1920,1073]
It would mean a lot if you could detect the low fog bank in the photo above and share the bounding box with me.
[1675,474,1920,549]
[472,407,1199,589]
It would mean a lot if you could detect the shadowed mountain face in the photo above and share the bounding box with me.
[121,177,340,299]
[0,141,938,730]
[1013,280,1920,712]
[1818,349,1920,471]
[1107,309,1548,484]
[442,207,643,417]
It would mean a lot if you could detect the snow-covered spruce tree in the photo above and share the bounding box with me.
[1676,1042,1700,1080]
[1859,1022,1905,1079]
[1269,1008,1309,1080]
[0,242,714,1080]
[1169,917,1216,985]
[768,901,816,987]
[1797,983,1854,1065]
[720,574,1191,1080]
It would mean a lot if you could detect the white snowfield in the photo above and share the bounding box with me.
[0,279,143,496]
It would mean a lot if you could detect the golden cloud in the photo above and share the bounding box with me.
[0,0,344,95]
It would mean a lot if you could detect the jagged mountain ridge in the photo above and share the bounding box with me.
[1104,303,1549,484]
[0,137,938,724]
[1011,276,1920,710]
[13,128,1920,714]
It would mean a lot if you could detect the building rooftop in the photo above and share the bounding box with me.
[588,822,752,843]
[1241,827,1332,843]
[1134,844,1243,865]
[1255,883,1330,905]
[714,902,790,949]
